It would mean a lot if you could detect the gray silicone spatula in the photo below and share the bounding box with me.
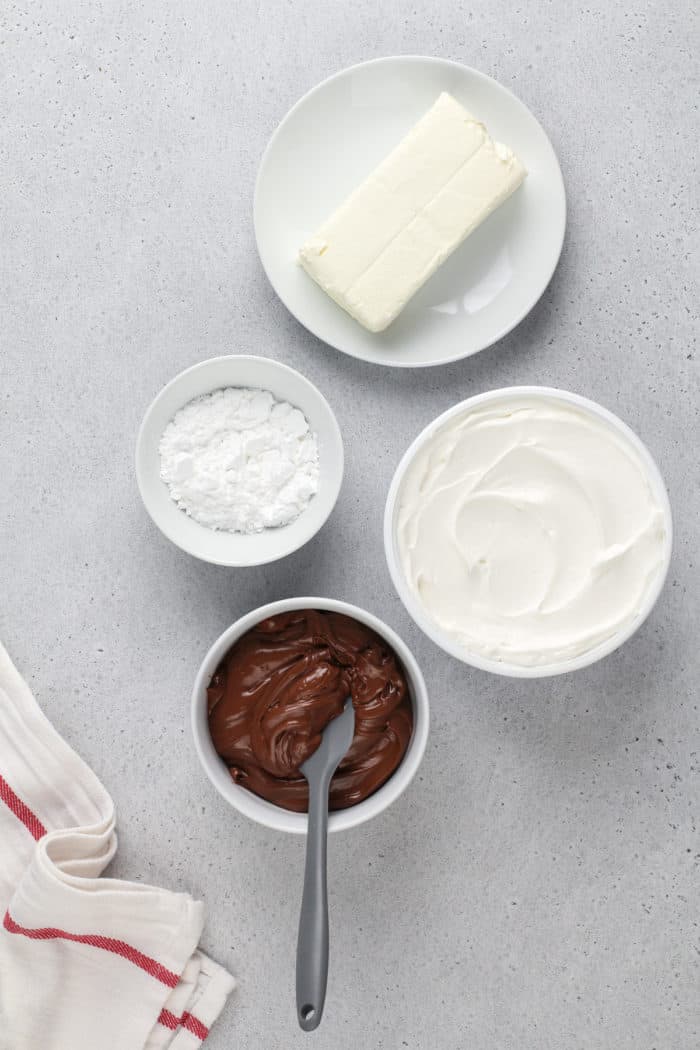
[296,698,355,1032]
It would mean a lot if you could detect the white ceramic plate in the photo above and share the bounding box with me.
[255,56,566,368]
[136,356,343,566]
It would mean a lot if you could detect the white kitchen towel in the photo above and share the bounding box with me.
[0,643,235,1050]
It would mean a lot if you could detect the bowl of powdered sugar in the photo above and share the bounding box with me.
[136,356,343,566]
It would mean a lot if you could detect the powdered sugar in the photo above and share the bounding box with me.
[158,387,320,533]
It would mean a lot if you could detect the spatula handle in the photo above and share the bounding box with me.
[296,770,330,1032]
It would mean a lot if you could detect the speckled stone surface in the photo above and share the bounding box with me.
[1,2,698,1048]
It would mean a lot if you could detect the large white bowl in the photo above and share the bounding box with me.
[136,356,343,566]
[254,55,566,368]
[384,387,673,677]
[191,597,430,834]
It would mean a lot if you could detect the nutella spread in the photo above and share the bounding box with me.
[207,609,413,812]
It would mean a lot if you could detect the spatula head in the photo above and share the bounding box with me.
[301,698,355,781]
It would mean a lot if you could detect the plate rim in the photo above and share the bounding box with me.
[254,54,567,369]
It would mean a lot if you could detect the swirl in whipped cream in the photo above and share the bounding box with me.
[396,396,668,667]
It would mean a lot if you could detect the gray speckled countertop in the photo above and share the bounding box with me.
[1,2,698,1048]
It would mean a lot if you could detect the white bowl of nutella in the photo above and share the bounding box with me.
[191,597,430,834]
[384,388,673,677]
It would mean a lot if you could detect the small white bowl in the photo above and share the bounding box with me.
[136,356,343,566]
[191,597,430,834]
[384,387,673,678]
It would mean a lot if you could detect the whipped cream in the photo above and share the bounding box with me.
[396,395,668,668]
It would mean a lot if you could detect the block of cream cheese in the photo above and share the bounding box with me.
[298,92,526,333]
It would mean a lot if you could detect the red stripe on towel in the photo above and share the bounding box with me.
[0,774,47,840]
[3,911,180,988]
[183,1012,210,1040]
[158,1007,209,1040]
[158,1009,180,1031]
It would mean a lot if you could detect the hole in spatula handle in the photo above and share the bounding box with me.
[299,1003,319,1030]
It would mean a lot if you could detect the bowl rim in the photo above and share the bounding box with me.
[384,385,674,678]
[253,54,566,369]
[191,596,430,834]
[135,354,344,567]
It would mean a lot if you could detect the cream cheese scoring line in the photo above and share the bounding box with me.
[397,397,668,667]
